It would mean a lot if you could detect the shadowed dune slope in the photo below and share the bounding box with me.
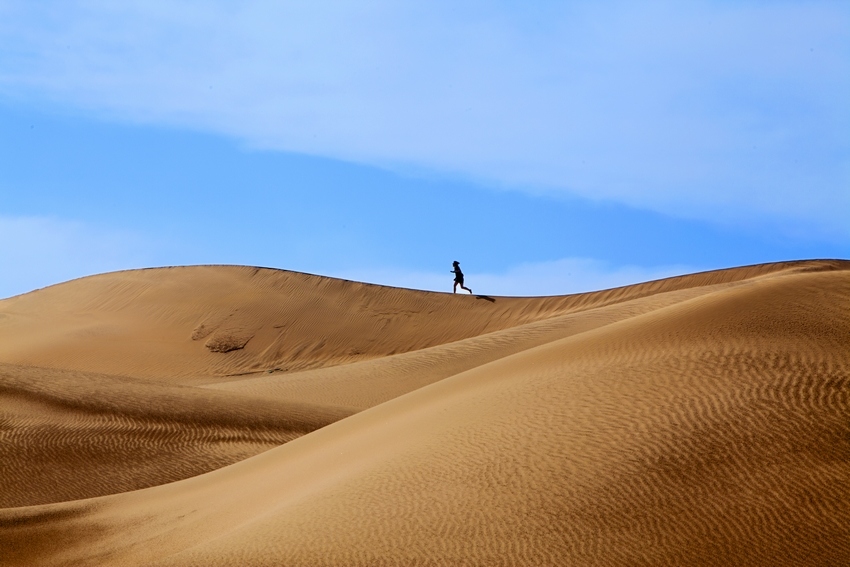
[0,363,352,507]
[0,260,848,566]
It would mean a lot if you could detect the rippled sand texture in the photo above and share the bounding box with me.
[1,260,848,566]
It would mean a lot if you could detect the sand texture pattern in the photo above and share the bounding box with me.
[1,260,848,566]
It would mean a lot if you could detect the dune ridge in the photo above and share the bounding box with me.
[0,260,834,383]
[1,260,848,566]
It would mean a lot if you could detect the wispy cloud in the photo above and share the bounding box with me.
[0,216,154,298]
[1,1,847,233]
[338,258,696,297]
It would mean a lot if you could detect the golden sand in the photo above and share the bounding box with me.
[1,260,848,566]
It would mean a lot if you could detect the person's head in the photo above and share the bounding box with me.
[453,261,459,266]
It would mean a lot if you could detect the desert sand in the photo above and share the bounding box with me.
[0,260,848,566]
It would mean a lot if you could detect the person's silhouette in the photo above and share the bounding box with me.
[451,261,473,294]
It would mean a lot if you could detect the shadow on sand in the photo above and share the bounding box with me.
[475,295,496,303]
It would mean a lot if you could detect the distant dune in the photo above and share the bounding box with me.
[1,260,848,566]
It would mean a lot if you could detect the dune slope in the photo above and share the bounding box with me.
[0,261,823,383]
[1,260,848,566]
[0,363,351,507]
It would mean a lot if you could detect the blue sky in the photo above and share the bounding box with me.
[1,1,848,298]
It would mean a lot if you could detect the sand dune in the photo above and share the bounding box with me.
[1,260,848,566]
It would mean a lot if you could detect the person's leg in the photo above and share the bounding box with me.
[453,281,458,293]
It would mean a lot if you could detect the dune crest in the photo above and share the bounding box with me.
[1,260,848,566]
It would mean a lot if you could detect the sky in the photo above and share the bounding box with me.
[1,1,848,298]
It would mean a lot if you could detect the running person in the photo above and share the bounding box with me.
[451,261,472,294]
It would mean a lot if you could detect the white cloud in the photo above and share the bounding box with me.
[1,1,848,233]
[338,258,696,297]
[0,216,154,299]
